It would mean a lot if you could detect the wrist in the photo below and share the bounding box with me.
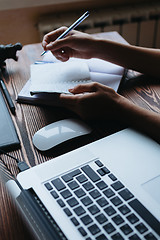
[115,94,135,121]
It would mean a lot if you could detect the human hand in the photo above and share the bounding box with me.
[59,82,126,121]
[42,27,96,61]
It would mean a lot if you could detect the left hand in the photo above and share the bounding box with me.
[59,82,126,121]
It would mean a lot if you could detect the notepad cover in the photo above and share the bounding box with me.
[0,90,20,150]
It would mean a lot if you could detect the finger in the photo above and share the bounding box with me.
[46,38,67,51]
[42,27,68,49]
[69,82,99,94]
[47,27,68,42]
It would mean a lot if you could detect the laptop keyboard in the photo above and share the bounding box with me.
[44,159,159,240]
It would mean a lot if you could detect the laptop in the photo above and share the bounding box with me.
[7,128,160,240]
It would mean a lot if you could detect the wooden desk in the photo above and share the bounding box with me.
[0,32,160,240]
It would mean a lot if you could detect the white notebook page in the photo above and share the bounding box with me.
[30,61,91,94]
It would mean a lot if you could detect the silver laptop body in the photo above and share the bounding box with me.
[7,128,160,240]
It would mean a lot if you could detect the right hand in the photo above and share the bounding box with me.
[42,27,96,61]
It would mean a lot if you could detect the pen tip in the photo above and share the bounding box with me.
[41,51,46,56]
[85,11,90,16]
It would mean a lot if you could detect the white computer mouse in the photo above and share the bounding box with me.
[32,118,92,151]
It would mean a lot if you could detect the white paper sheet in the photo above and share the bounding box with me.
[90,72,122,91]
[30,61,91,94]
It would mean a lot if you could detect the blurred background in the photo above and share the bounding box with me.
[0,0,160,48]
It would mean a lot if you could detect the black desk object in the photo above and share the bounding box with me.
[0,89,20,150]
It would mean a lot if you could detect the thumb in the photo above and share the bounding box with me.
[69,82,98,94]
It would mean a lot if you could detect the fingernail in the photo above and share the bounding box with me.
[69,88,73,92]
[46,44,52,49]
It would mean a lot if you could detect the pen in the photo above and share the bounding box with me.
[0,79,16,115]
[41,11,90,56]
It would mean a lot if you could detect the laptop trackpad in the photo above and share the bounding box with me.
[142,175,160,205]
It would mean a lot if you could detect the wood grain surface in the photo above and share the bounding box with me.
[0,32,160,240]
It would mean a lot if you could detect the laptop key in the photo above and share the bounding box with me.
[97,197,109,207]
[81,165,101,182]
[64,207,72,216]
[82,181,94,191]
[112,214,124,225]
[110,196,122,206]
[101,167,110,174]
[95,160,103,167]
[95,213,108,224]
[104,205,116,216]
[50,190,59,199]
[89,189,101,199]
[81,196,93,206]
[51,178,66,191]
[144,233,158,240]
[118,204,131,215]
[74,188,86,198]
[111,233,124,240]
[67,197,79,207]
[68,180,79,190]
[44,182,53,191]
[111,181,124,191]
[96,181,108,190]
[108,173,117,181]
[103,188,115,198]
[76,174,88,183]
[80,214,93,225]
[120,224,133,235]
[78,227,87,237]
[119,188,134,201]
[71,217,79,226]
[103,222,116,234]
[74,206,86,216]
[127,213,139,224]
[57,199,65,207]
[96,234,108,240]
[69,169,81,177]
[88,204,100,215]
[88,224,101,235]
[60,189,72,199]
[135,223,148,234]
[62,169,81,182]
[97,168,106,176]
[61,174,73,183]
[129,234,141,240]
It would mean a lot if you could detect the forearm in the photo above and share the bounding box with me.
[118,96,160,142]
[93,38,160,78]
[43,29,160,78]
